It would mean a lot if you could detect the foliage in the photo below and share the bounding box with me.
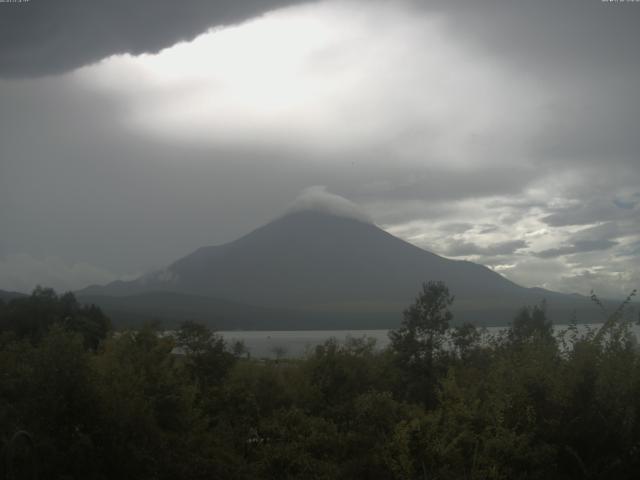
[0,287,110,349]
[1,284,639,479]
[389,280,454,406]
[390,281,454,365]
[175,320,237,391]
[509,301,554,345]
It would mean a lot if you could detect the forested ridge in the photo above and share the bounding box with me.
[1,284,639,479]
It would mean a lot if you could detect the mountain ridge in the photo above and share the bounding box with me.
[78,209,601,327]
[0,289,28,302]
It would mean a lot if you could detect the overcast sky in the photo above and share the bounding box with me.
[1,0,639,298]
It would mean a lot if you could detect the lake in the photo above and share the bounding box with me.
[218,323,640,358]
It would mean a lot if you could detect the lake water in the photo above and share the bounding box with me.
[218,323,640,359]
[219,329,391,358]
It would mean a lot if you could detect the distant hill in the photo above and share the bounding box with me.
[78,291,405,330]
[79,210,605,328]
[0,289,27,302]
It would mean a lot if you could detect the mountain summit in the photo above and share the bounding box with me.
[79,208,598,328]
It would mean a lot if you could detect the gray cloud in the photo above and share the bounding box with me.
[285,186,373,224]
[573,222,621,243]
[614,196,638,210]
[0,0,311,77]
[478,224,499,235]
[534,222,623,258]
[0,253,132,293]
[418,0,640,75]
[535,240,618,259]
[559,269,640,301]
[445,239,528,258]
[618,241,640,258]
[438,223,474,234]
[413,1,640,175]
[541,199,635,227]
[1,0,639,297]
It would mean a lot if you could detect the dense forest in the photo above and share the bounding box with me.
[1,283,639,479]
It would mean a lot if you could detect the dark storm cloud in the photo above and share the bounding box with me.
[0,0,311,77]
[444,239,528,258]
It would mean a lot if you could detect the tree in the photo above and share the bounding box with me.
[450,322,481,361]
[509,302,553,345]
[175,321,236,390]
[390,281,454,364]
[0,287,110,349]
[93,325,210,479]
[389,281,454,405]
[306,337,382,410]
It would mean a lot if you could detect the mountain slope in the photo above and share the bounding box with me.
[83,211,522,303]
[79,210,602,327]
[78,291,404,330]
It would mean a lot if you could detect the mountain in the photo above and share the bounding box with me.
[79,210,603,328]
